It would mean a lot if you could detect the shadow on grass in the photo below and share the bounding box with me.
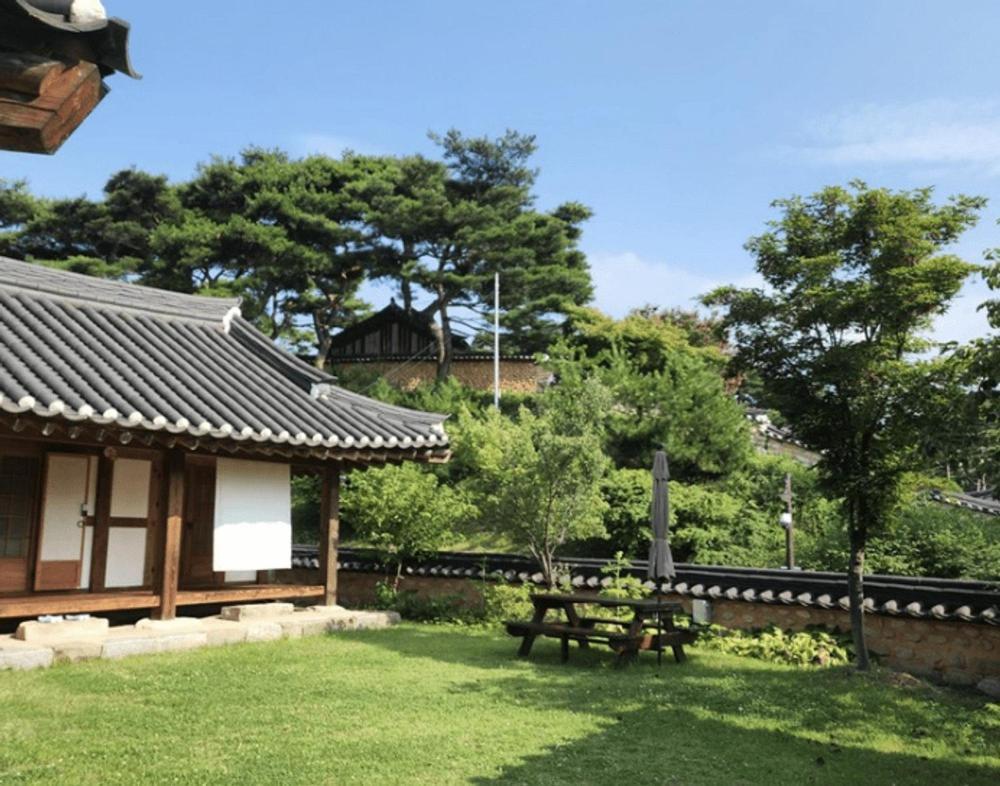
[352,626,1000,786]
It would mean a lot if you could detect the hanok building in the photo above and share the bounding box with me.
[0,258,449,621]
[328,300,550,393]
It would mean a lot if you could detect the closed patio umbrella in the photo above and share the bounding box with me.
[647,450,675,666]
[647,450,676,583]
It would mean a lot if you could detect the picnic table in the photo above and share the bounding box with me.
[506,592,695,665]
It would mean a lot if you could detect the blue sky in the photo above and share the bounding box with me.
[3,1,998,342]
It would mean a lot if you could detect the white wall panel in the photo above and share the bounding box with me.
[224,570,258,583]
[79,526,93,589]
[110,458,151,519]
[39,454,91,561]
[105,527,147,588]
[213,458,291,572]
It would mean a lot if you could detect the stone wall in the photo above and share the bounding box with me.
[313,569,1000,685]
[331,359,548,393]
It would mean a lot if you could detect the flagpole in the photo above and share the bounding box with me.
[493,271,500,411]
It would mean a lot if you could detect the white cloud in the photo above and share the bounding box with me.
[795,99,1000,174]
[290,133,381,157]
[589,251,995,345]
[588,251,761,318]
[924,277,994,346]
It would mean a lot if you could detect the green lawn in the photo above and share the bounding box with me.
[0,625,997,785]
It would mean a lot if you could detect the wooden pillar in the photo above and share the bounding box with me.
[88,454,113,591]
[319,464,340,607]
[153,450,185,620]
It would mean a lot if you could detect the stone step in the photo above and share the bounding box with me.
[0,637,55,671]
[15,616,109,643]
[219,602,295,622]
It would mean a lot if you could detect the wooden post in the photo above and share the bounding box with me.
[319,464,340,607]
[88,454,113,591]
[153,450,185,620]
[783,473,795,570]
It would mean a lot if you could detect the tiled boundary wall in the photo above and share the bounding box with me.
[280,568,1000,686]
[331,359,548,393]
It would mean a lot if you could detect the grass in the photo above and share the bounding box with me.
[0,625,997,785]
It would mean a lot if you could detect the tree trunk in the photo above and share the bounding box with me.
[314,313,332,370]
[847,522,871,671]
[433,293,453,381]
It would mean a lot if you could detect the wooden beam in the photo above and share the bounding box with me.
[175,584,324,606]
[88,454,114,591]
[319,464,341,607]
[0,55,104,155]
[0,591,158,619]
[153,450,185,620]
[0,585,325,619]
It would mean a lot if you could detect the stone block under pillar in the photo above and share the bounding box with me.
[16,617,109,644]
[220,603,295,622]
[0,637,54,670]
[135,617,205,634]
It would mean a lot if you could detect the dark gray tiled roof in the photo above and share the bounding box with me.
[0,0,138,77]
[929,489,1000,517]
[0,258,449,452]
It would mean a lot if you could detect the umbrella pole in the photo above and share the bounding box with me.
[656,581,663,668]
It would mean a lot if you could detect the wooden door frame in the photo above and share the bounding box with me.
[180,454,222,588]
[90,447,163,592]
[32,450,97,592]
[0,439,45,594]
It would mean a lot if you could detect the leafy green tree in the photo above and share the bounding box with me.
[148,149,380,360]
[3,170,179,280]
[706,182,985,669]
[552,307,752,475]
[459,378,610,585]
[964,232,1000,488]
[341,463,475,587]
[367,130,593,379]
[0,178,37,237]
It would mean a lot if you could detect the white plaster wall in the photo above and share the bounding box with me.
[39,454,91,562]
[213,458,291,572]
[110,458,151,519]
[105,527,147,587]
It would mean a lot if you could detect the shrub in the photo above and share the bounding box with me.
[598,551,649,600]
[342,463,476,587]
[481,582,534,625]
[373,580,472,623]
[693,624,852,667]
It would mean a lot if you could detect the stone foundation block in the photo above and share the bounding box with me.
[352,611,400,629]
[16,617,109,644]
[0,638,54,670]
[135,617,205,634]
[101,633,162,660]
[52,640,104,663]
[220,603,295,622]
[157,633,207,653]
[200,619,248,647]
[244,622,283,642]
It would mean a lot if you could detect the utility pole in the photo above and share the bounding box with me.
[493,271,500,411]
[781,473,795,569]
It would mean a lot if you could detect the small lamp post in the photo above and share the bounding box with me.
[780,473,795,569]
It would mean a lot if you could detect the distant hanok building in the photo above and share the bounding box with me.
[327,301,550,394]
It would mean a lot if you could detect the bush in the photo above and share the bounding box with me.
[693,624,852,667]
[342,463,476,585]
[598,551,649,600]
[481,582,534,625]
[373,580,472,623]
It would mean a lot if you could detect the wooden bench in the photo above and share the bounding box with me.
[506,593,694,665]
